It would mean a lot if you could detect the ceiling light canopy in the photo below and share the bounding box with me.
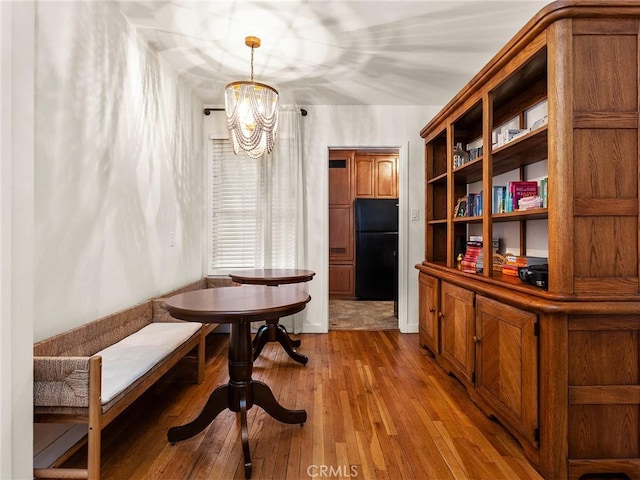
[224,36,279,158]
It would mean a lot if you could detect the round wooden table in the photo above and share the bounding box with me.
[229,269,315,365]
[164,285,310,479]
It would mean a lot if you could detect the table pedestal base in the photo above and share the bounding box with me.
[168,320,306,479]
[253,320,308,365]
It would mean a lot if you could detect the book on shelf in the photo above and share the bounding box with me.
[504,128,528,143]
[461,239,482,273]
[492,116,548,149]
[467,145,483,161]
[492,128,528,149]
[509,181,538,211]
[518,195,543,210]
[540,176,548,208]
[460,237,500,274]
[453,142,483,169]
[502,254,548,276]
[466,192,482,217]
[453,143,470,168]
[492,185,507,214]
[529,115,548,131]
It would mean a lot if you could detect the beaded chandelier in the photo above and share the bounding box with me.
[224,36,279,158]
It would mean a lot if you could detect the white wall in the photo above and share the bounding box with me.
[34,1,205,341]
[2,1,205,475]
[1,2,35,478]
[300,105,439,333]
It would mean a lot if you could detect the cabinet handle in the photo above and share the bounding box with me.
[473,336,481,344]
[438,312,444,319]
[429,307,435,313]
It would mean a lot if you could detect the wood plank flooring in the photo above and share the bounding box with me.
[63,331,543,479]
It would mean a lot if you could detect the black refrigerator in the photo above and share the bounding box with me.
[354,198,398,303]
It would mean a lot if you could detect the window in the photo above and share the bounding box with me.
[208,137,300,273]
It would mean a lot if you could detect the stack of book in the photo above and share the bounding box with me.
[461,239,483,273]
[460,236,500,274]
[502,254,548,277]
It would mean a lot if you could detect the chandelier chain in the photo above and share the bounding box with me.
[250,45,255,82]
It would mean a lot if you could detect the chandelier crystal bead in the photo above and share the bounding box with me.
[224,36,279,158]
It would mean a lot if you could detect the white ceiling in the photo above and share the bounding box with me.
[116,1,551,107]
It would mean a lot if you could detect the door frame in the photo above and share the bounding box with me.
[327,144,409,332]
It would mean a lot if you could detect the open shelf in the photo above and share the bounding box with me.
[427,171,448,185]
[493,208,547,222]
[492,126,548,176]
[452,156,483,183]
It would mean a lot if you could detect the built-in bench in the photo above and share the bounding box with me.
[32,277,234,480]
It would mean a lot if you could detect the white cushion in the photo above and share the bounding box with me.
[95,322,201,404]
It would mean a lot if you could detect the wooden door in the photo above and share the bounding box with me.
[418,273,439,355]
[439,282,475,385]
[475,295,538,447]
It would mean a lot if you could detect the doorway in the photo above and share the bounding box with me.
[328,148,400,330]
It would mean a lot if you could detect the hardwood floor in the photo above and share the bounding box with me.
[63,331,543,479]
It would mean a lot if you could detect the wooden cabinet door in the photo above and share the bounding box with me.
[475,295,538,447]
[440,282,475,385]
[329,265,354,297]
[355,155,398,198]
[354,156,374,197]
[374,156,398,198]
[418,273,439,354]
[329,150,353,206]
[329,205,353,263]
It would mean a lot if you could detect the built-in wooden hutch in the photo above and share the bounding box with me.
[416,2,640,479]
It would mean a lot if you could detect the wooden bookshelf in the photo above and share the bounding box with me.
[417,2,640,480]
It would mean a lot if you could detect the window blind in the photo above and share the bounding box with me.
[210,140,265,271]
[209,129,300,274]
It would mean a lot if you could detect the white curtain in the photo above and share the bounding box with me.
[266,105,305,269]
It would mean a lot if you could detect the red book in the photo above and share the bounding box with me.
[509,181,538,211]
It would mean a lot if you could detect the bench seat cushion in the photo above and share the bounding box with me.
[96,322,201,404]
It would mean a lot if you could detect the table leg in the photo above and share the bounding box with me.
[274,324,308,365]
[252,380,307,424]
[279,323,301,347]
[167,384,229,443]
[240,397,252,479]
[253,319,307,365]
[252,323,269,360]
